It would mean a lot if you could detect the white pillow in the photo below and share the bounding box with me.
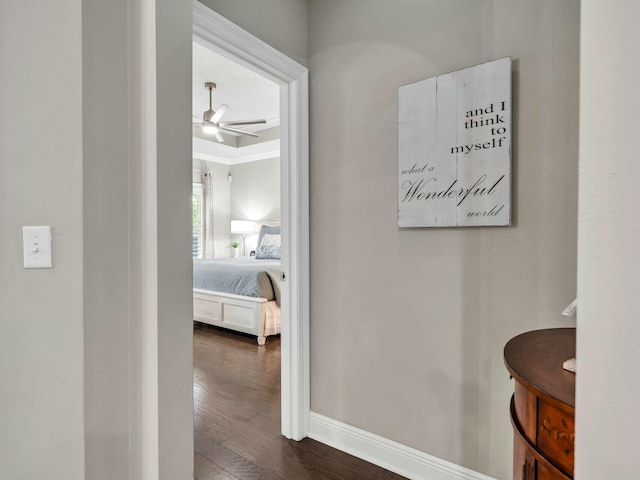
[260,233,281,247]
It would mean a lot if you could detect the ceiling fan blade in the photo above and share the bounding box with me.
[215,132,224,143]
[218,119,267,127]
[217,125,260,138]
[211,104,228,124]
[192,115,202,122]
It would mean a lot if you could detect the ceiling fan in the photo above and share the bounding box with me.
[193,82,266,143]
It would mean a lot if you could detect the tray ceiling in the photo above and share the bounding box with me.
[192,41,280,163]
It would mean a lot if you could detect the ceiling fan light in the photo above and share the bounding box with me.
[202,123,218,135]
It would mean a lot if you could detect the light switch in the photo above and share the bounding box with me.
[23,226,52,268]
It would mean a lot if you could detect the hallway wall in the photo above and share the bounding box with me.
[0,2,85,478]
[308,1,580,477]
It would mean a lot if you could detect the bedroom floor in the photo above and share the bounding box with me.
[193,323,406,479]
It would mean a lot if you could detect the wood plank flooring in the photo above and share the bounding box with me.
[194,323,407,480]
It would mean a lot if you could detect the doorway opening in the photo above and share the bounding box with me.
[192,2,310,444]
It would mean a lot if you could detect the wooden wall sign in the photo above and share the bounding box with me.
[398,57,511,227]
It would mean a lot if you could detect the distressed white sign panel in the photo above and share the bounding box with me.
[398,57,511,227]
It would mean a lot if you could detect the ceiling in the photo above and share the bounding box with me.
[192,42,280,164]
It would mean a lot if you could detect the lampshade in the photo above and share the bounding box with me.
[230,220,258,234]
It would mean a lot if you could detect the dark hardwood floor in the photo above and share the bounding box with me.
[193,323,406,480]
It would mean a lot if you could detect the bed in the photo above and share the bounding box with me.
[193,225,281,345]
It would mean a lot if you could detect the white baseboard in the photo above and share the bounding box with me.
[308,412,497,480]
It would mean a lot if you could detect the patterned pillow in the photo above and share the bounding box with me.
[255,245,281,260]
[256,225,280,250]
[260,233,281,247]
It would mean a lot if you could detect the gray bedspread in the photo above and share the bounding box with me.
[193,258,281,305]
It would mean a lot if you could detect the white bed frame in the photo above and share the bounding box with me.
[193,288,279,345]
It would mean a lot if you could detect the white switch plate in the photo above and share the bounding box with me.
[23,226,52,268]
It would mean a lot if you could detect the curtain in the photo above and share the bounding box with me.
[202,171,215,258]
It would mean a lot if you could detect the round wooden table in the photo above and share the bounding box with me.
[504,328,575,480]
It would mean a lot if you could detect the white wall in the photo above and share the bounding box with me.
[127,1,193,477]
[231,157,281,223]
[576,1,640,478]
[83,0,130,477]
[0,0,194,478]
[154,0,194,477]
[0,1,85,479]
[308,1,579,478]
[231,157,281,254]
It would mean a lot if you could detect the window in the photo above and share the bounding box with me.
[192,184,203,258]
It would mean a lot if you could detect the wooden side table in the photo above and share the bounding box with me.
[504,328,576,480]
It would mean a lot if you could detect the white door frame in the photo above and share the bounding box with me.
[193,2,310,440]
